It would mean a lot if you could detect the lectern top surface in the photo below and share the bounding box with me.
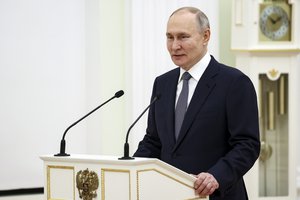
[40,154,196,182]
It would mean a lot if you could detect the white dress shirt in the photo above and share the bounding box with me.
[175,52,211,107]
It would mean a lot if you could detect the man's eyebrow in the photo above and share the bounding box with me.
[166,32,189,36]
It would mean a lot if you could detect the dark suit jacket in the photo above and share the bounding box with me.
[134,56,260,200]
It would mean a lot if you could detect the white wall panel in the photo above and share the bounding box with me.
[0,0,86,190]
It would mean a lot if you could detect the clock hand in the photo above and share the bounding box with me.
[275,16,282,23]
[268,16,276,24]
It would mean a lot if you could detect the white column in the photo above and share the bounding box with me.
[85,0,129,156]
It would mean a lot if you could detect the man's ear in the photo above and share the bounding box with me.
[202,29,210,46]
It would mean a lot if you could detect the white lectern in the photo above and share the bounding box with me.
[41,154,207,200]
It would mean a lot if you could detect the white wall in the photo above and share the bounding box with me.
[85,0,128,156]
[0,0,86,190]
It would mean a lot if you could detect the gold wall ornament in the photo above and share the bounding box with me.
[279,75,286,115]
[266,68,280,81]
[259,141,273,162]
[268,91,275,130]
[76,168,99,200]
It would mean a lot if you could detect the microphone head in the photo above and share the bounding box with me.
[115,90,124,98]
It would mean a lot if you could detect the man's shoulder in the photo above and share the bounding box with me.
[215,61,247,78]
[209,57,252,85]
[156,67,179,80]
[207,56,245,79]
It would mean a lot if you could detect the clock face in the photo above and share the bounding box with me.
[259,5,290,41]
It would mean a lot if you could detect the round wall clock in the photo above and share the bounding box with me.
[259,4,291,41]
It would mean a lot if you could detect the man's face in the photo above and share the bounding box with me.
[166,11,210,71]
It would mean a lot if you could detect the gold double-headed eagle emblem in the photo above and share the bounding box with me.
[76,168,99,200]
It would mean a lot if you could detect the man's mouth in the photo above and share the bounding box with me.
[172,54,184,58]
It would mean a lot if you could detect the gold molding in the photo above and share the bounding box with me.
[268,91,275,130]
[259,77,263,118]
[47,165,75,200]
[279,75,286,115]
[231,48,300,52]
[137,168,206,200]
[101,168,131,200]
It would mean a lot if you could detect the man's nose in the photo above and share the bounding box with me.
[172,39,181,50]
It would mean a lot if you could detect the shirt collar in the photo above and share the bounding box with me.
[178,52,211,82]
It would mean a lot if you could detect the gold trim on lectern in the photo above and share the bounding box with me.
[101,168,131,200]
[137,168,207,200]
[185,198,207,200]
[47,165,75,200]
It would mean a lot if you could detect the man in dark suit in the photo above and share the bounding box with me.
[134,7,260,200]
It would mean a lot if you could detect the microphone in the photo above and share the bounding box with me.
[55,90,124,156]
[119,94,160,160]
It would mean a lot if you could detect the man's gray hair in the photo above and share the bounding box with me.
[169,7,210,32]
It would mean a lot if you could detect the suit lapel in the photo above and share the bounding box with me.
[164,69,180,146]
[173,57,220,151]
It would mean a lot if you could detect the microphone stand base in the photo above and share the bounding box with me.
[118,156,135,160]
[54,153,70,157]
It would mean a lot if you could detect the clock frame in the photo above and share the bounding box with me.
[259,1,292,42]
